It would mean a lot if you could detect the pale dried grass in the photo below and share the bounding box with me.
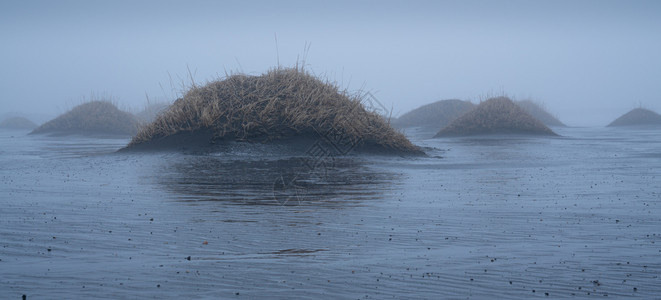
[128,67,420,153]
[30,101,139,135]
[435,97,557,137]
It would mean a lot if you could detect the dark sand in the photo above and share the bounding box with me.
[1,126,660,298]
[120,129,422,156]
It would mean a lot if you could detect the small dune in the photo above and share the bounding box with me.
[0,116,38,130]
[516,100,565,127]
[124,67,422,154]
[392,99,475,130]
[135,102,170,124]
[434,97,557,137]
[30,101,139,136]
[607,108,661,127]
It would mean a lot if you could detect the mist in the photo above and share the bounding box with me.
[2,0,660,126]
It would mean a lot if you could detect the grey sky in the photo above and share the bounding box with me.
[1,0,660,126]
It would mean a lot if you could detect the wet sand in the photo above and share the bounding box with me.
[1,126,660,298]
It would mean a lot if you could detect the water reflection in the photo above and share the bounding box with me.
[156,154,397,206]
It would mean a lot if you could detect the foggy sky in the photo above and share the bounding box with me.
[1,0,660,126]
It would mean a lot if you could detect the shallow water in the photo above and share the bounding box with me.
[1,127,660,299]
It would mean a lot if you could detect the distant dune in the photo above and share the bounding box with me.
[392,99,475,130]
[135,102,170,124]
[435,97,557,137]
[0,116,38,130]
[30,101,139,136]
[607,108,661,127]
[516,100,565,127]
[124,67,422,155]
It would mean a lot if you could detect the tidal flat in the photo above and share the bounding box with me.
[1,126,660,299]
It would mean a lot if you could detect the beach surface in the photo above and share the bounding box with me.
[1,126,660,298]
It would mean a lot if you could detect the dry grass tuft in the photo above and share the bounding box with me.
[127,67,421,154]
[392,99,475,130]
[607,108,661,127]
[435,97,557,137]
[0,116,38,130]
[30,101,139,136]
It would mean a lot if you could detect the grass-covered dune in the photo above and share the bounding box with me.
[516,100,565,127]
[392,99,475,129]
[607,108,661,127]
[434,97,557,137]
[124,67,421,154]
[30,101,139,136]
[135,102,170,124]
[0,116,38,130]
